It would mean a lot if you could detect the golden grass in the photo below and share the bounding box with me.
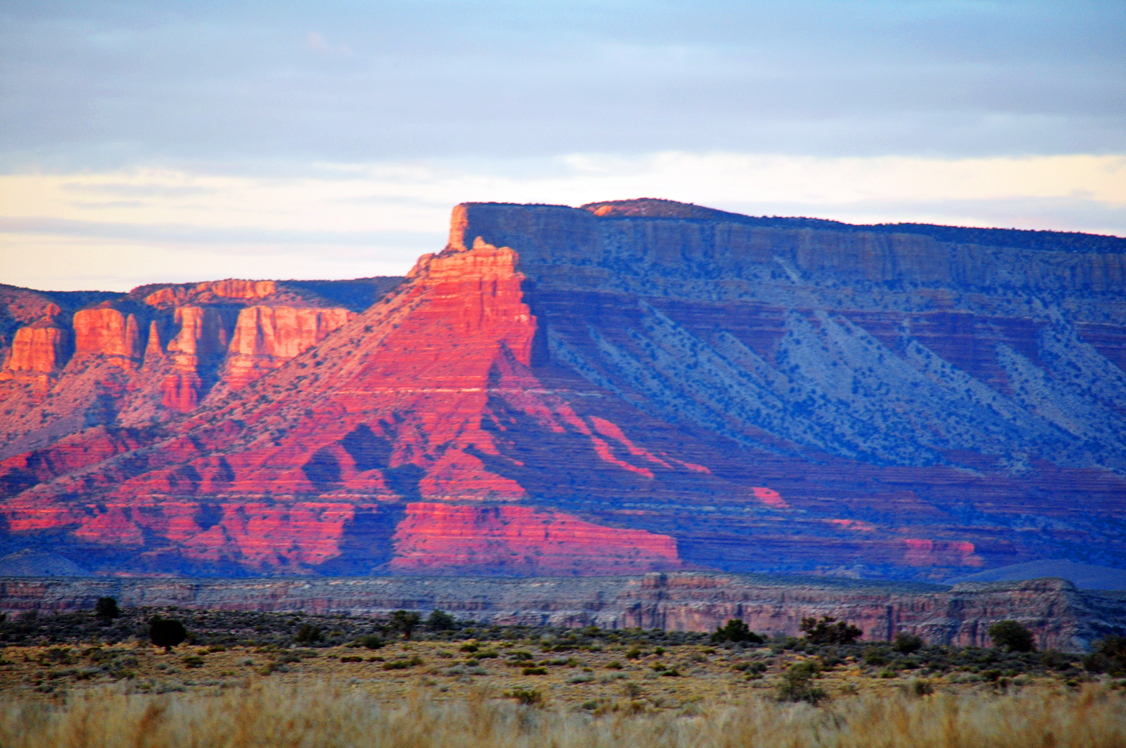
[1,680,1123,748]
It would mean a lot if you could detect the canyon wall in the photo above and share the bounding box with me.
[1,573,1123,653]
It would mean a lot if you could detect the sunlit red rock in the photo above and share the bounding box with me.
[73,306,141,365]
[223,306,352,390]
[2,318,69,376]
[390,502,680,574]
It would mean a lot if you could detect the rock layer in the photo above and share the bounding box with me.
[1,573,1123,653]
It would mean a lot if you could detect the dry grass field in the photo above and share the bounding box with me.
[0,607,1123,746]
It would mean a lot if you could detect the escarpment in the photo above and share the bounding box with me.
[0,200,1123,582]
[2,574,1122,653]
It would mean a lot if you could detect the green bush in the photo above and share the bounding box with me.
[800,617,861,645]
[776,661,827,705]
[711,619,765,645]
[504,687,543,706]
[427,609,458,632]
[295,624,323,645]
[893,633,924,654]
[910,678,934,696]
[389,611,422,640]
[1084,636,1126,676]
[358,634,383,650]
[988,621,1036,653]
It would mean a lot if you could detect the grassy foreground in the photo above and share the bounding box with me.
[1,680,1123,748]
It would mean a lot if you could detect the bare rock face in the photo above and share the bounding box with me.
[2,318,69,376]
[223,306,353,391]
[73,307,141,364]
[1,573,1122,653]
[0,200,1123,582]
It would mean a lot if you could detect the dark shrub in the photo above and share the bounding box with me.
[149,616,187,652]
[893,633,924,654]
[712,618,766,644]
[988,621,1036,653]
[427,609,457,632]
[95,597,120,622]
[295,624,323,645]
[1084,636,1126,675]
[390,610,421,640]
[358,634,383,650]
[504,687,543,706]
[800,616,862,645]
[1041,649,1071,671]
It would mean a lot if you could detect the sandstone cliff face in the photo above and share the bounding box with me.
[0,280,380,457]
[73,307,141,364]
[2,319,69,376]
[0,201,1123,581]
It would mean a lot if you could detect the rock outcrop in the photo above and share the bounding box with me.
[2,318,69,376]
[0,200,1123,581]
[1,573,1123,653]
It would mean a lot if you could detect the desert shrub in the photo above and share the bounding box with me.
[893,632,924,654]
[149,617,187,652]
[777,661,827,705]
[1084,636,1126,676]
[382,656,423,671]
[358,634,383,650]
[522,666,548,675]
[800,616,862,645]
[988,621,1036,653]
[607,661,623,670]
[1041,649,1070,671]
[625,648,642,659]
[389,611,422,640]
[95,597,120,622]
[910,678,934,696]
[711,619,765,645]
[295,624,323,645]
[426,609,458,632]
[503,687,542,706]
[181,655,205,669]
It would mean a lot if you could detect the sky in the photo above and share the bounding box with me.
[1,0,1124,291]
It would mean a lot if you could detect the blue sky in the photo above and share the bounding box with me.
[2,1,1124,290]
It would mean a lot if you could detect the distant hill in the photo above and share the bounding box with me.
[949,561,1126,591]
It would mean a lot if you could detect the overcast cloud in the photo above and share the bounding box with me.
[2,1,1124,290]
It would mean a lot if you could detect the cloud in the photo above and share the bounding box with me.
[1,1,1123,170]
